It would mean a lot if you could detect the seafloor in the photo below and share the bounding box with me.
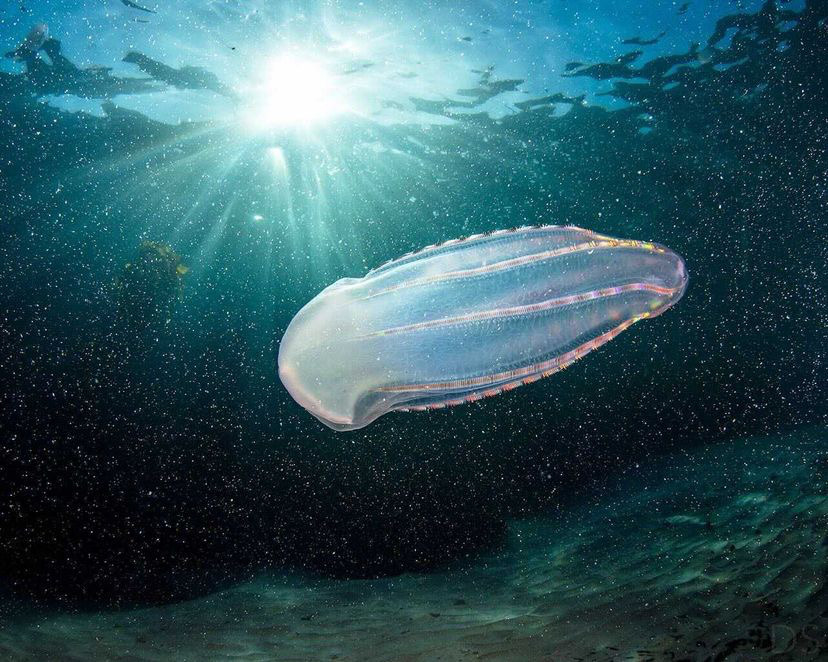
[1,426,825,661]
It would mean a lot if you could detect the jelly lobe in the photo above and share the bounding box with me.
[278,225,687,431]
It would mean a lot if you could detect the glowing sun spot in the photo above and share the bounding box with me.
[242,54,346,130]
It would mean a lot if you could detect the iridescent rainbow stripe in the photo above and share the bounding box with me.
[364,282,677,338]
[362,237,666,300]
[387,314,652,410]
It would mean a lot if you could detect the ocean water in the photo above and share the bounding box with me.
[2,427,826,660]
[0,0,825,660]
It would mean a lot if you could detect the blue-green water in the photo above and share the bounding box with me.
[0,0,825,659]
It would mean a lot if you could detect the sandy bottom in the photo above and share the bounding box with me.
[1,427,826,661]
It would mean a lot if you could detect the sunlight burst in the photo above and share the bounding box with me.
[242,54,346,131]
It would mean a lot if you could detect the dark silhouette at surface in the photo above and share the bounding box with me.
[123,51,238,99]
[120,0,156,13]
[622,31,666,46]
[3,23,48,61]
[0,25,236,103]
[514,91,585,111]
[1,33,158,99]
[411,67,524,116]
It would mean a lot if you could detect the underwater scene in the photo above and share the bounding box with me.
[0,0,825,660]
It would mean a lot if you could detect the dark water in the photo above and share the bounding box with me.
[0,0,825,659]
[2,427,826,660]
